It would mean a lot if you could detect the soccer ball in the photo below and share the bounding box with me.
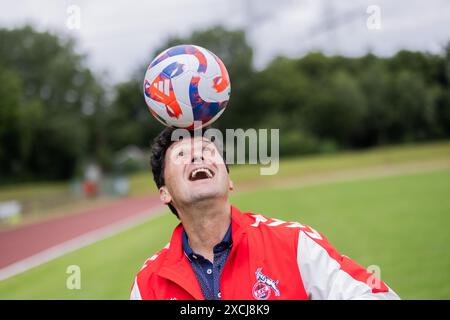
[143,44,231,129]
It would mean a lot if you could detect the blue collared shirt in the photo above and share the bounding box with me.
[182,224,232,300]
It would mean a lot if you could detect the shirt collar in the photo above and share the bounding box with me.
[182,223,232,260]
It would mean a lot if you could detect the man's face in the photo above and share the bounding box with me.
[160,137,233,211]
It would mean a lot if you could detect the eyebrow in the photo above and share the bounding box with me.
[169,139,213,152]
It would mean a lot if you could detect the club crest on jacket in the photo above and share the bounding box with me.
[252,267,280,300]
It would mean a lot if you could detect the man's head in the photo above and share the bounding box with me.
[150,127,232,218]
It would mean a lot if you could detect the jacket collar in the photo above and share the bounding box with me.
[157,204,248,299]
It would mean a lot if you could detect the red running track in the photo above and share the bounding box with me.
[0,195,162,270]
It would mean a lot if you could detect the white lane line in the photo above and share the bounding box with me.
[0,205,166,281]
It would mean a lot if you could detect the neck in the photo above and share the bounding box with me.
[179,199,231,262]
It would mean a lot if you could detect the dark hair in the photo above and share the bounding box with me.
[150,126,229,218]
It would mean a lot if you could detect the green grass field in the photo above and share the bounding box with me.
[1,166,449,299]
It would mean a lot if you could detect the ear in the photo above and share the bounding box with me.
[159,186,172,205]
[228,179,234,191]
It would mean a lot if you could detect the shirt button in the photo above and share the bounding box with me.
[192,255,197,259]
[217,292,221,298]
[207,268,212,275]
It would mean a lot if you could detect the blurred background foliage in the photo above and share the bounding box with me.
[1,25,450,182]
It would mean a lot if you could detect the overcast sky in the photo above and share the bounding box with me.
[1,0,449,83]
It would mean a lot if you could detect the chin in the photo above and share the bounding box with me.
[190,188,224,203]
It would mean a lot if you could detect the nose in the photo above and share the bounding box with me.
[190,141,205,163]
[191,153,204,163]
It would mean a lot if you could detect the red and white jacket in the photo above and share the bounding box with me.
[130,205,400,300]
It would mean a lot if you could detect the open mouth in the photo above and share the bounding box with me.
[188,167,215,181]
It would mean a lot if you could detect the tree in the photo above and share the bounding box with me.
[301,70,368,147]
[0,26,104,181]
[0,66,24,178]
[436,43,450,136]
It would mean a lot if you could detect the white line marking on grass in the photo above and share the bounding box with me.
[0,206,167,281]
